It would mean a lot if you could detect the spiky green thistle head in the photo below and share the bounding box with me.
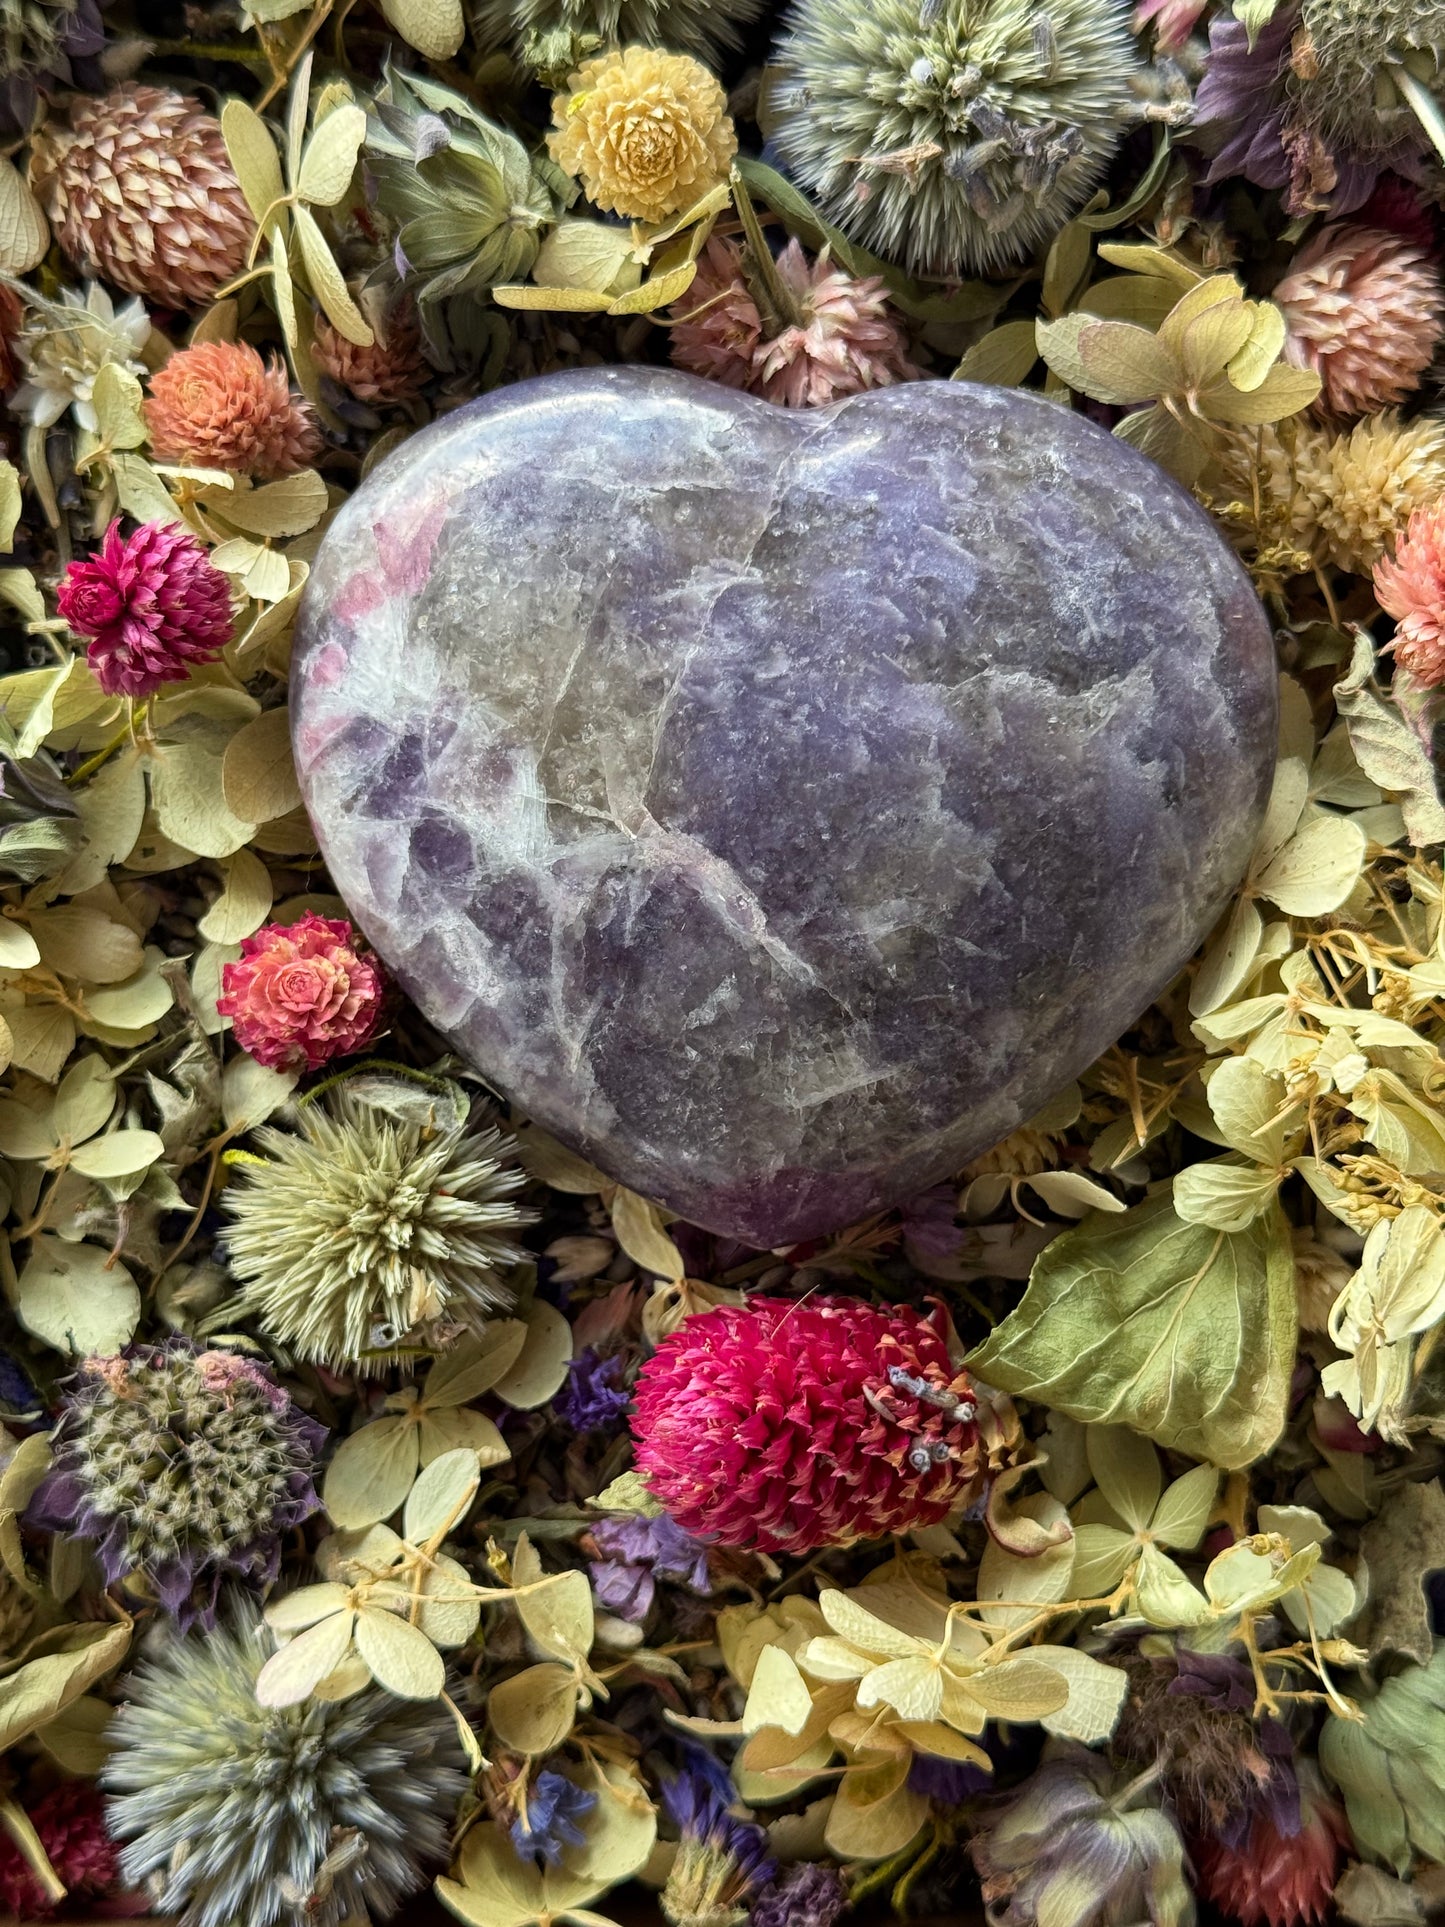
[1291,0,1445,161]
[467,0,762,83]
[221,1082,536,1373]
[767,0,1141,277]
[103,1602,467,1927]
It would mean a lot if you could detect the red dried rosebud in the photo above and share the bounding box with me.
[217,912,385,1074]
[57,519,233,698]
[145,340,322,479]
[631,1295,980,1553]
[1192,1777,1348,1927]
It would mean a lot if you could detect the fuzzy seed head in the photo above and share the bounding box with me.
[632,1295,982,1554]
[1291,0,1445,162]
[222,1086,535,1372]
[767,0,1140,276]
[104,1603,466,1927]
[30,84,255,308]
[27,1341,324,1627]
[469,0,762,79]
[1274,223,1445,417]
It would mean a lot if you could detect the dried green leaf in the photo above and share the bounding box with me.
[0,1621,130,1752]
[488,1661,579,1755]
[296,103,367,207]
[404,1445,481,1545]
[293,206,374,346]
[221,98,287,232]
[221,707,301,824]
[323,1416,418,1528]
[492,1299,573,1409]
[969,1191,1296,1470]
[14,1236,140,1355]
[0,157,49,275]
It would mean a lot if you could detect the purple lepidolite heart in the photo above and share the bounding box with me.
[291,367,1275,1246]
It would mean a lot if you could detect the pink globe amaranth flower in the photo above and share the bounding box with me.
[631,1295,981,1553]
[0,1781,120,1917]
[1192,1776,1348,1927]
[56,519,233,699]
[217,911,385,1073]
[1375,497,1445,687]
[1275,224,1445,419]
[671,235,918,409]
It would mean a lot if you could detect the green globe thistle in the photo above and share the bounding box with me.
[1291,0,1445,163]
[467,0,762,82]
[767,0,1141,276]
[103,1602,467,1927]
[26,1341,325,1630]
[221,1081,536,1373]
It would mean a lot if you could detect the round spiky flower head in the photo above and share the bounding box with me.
[104,1601,467,1927]
[30,84,254,308]
[469,0,762,82]
[221,1080,536,1372]
[1290,0,1445,165]
[26,1340,325,1628]
[145,341,323,479]
[631,1295,982,1553]
[766,0,1140,277]
[548,45,737,225]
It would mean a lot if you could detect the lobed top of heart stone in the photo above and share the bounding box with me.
[291,366,1276,1248]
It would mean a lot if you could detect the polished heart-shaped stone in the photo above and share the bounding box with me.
[291,368,1275,1247]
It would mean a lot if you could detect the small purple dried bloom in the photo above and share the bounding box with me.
[507,1770,596,1867]
[908,1751,994,1804]
[1192,5,1423,215]
[589,1512,712,1622]
[661,1759,776,1921]
[557,1348,630,1432]
[27,1339,325,1631]
[749,1861,849,1927]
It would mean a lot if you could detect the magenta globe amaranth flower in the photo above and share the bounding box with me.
[631,1296,982,1554]
[28,1339,325,1628]
[56,518,234,698]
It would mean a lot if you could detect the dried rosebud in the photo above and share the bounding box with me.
[631,1295,980,1553]
[217,913,385,1075]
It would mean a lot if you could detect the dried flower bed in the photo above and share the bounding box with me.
[0,4,1444,1927]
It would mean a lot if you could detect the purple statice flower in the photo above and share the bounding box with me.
[26,1339,325,1631]
[589,1512,712,1621]
[507,1770,597,1867]
[660,1758,776,1923]
[1191,5,1426,216]
[556,1348,630,1432]
[750,1862,850,1927]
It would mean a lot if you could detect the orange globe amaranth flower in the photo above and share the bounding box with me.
[1275,223,1445,419]
[145,340,322,479]
[548,45,736,226]
[1375,497,1445,687]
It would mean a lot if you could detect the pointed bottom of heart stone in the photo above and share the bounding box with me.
[292,368,1276,1247]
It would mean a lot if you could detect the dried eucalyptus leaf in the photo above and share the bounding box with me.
[221,98,286,230]
[355,1604,445,1699]
[296,103,367,208]
[610,1189,684,1281]
[221,708,301,824]
[294,207,374,346]
[488,1660,579,1754]
[404,1445,481,1544]
[516,1567,594,1666]
[15,1236,140,1355]
[0,1620,129,1751]
[970,1191,1296,1470]
[492,1300,572,1409]
[323,1417,418,1529]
